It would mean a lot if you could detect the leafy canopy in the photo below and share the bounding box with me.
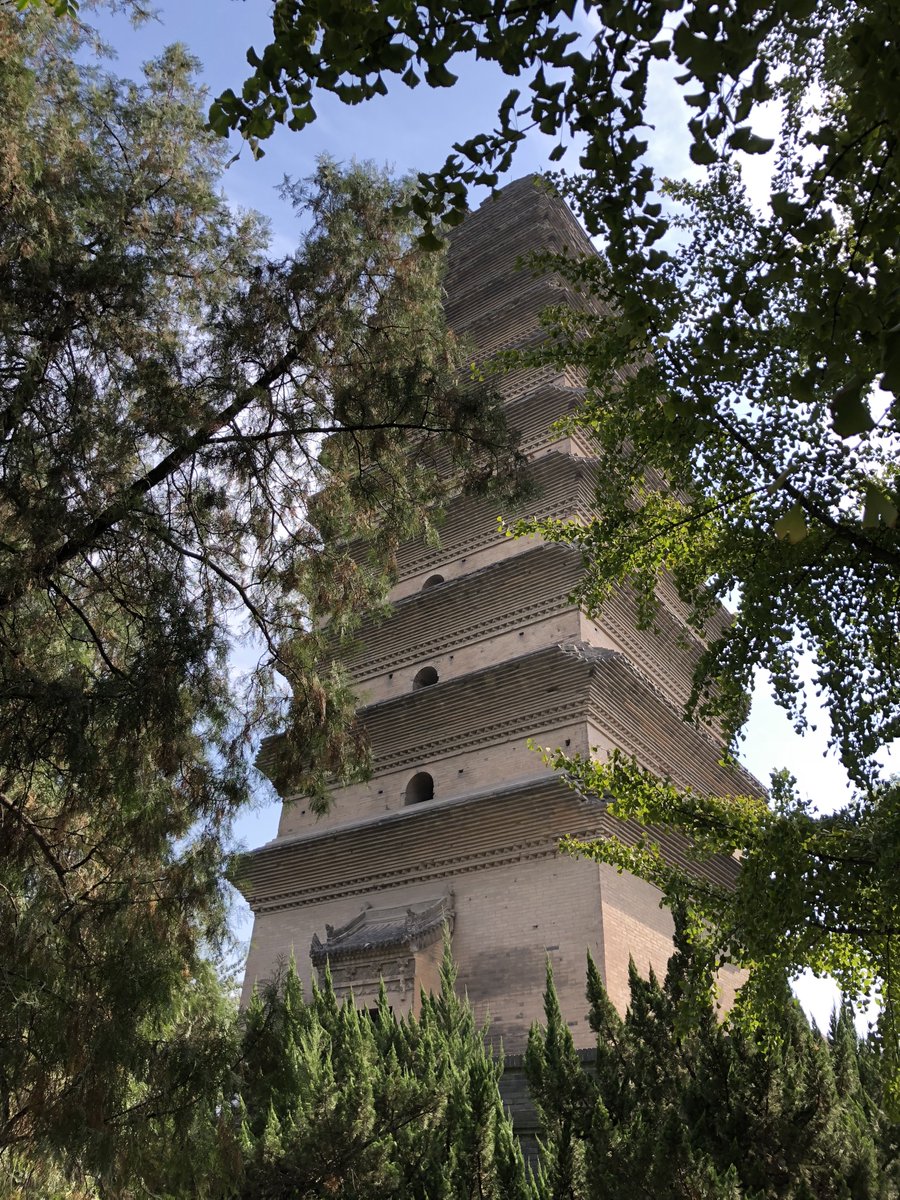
[214,0,900,765]
[213,0,817,268]
[527,929,900,1198]
[507,0,900,1088]
[547,750,900,1094]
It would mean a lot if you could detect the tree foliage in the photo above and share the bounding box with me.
[512,0,900,1086]
[220,949,532,1200]
[545,752,900,1096]
[212,0,807,259]
[0,8,519,1170]
[3,945,534,1200]
[527,934,900,1198]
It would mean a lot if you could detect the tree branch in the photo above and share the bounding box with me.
[712,406,900,569]
[0,790,71,899]
[0,288,347,609]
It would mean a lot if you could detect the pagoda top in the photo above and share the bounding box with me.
[445,175,602,357]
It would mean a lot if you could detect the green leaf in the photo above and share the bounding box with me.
[689,137,718,166]
[771,190,806,224]
[748,61,773,102]
[831,379,875,438]
[287,103,316,130]
[378,43,413,72]
[416,229,446,251]
[862,485,898,529]
[729,126,775,154]
[681,32,723,79]
[773,503,808,543]
[207,103,231,137]
[425,63,459,87]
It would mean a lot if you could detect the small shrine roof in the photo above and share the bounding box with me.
[310,895,453,965]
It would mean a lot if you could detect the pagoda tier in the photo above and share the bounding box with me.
[236,772,739,1041]
[262,640,754,841]
[444,177,607,365]
[334,541,724,720]
[238,177,756,1052]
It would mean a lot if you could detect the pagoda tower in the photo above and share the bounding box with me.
[238,177,754,1052]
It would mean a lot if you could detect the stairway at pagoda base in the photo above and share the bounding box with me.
[238,175,760,1056]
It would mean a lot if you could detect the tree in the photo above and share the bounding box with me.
[540,758,900,1103]
[212,0,900,1077]
[511,0,900,1066]
[212,0,809,258]
[0,8,520,1173]
[524,963,591,1200]
[527,935,900,1198]
[229,947,532,1200]
[56,943,534,1199]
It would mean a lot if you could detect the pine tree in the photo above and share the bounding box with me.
[0,8,520,1178]
[404,941,533,1200]
[133,939,536,1200]
[525,963,592,1199]
[529,936,900,1199]
[831,1005,900,1199]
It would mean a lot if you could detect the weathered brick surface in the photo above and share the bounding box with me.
[243,849,604,1052]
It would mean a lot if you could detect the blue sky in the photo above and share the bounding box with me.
[91,2,555,248]
[91,2,887,1023]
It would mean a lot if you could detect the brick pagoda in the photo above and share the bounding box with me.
[238,177,754,1052]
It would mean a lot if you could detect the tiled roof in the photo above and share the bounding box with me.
[310,895,453,964]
